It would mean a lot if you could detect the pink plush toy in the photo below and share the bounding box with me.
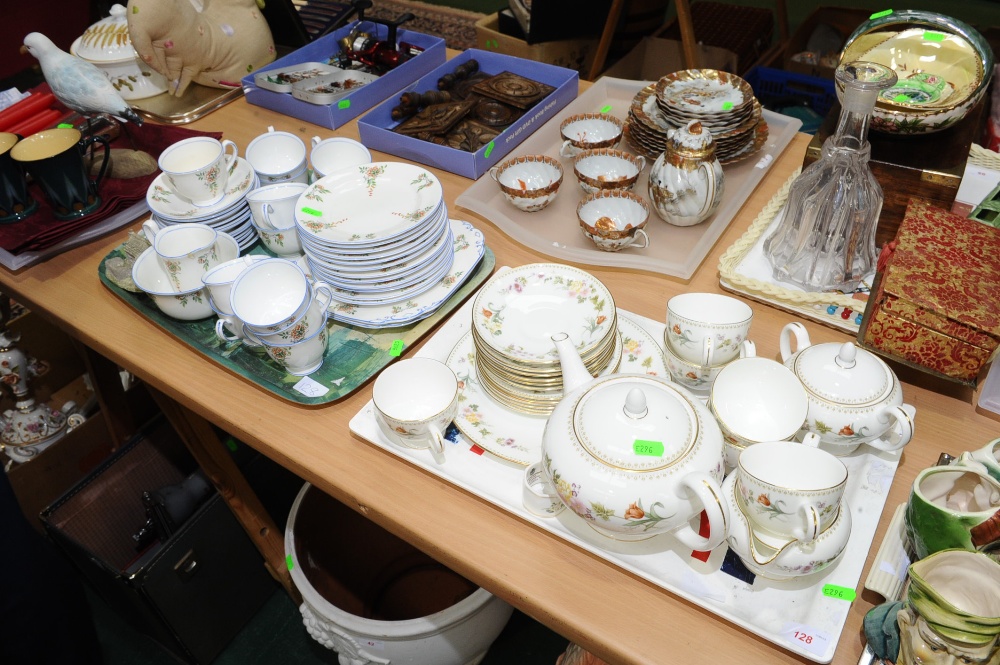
[126,0,276,96]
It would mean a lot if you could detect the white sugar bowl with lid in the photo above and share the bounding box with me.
[71,4,168,100]
[541,333,728,549]
[779,322,916,456]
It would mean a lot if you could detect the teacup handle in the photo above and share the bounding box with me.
[215,318,240,342]
[739,340,756,359]
[221,139,239,175]
[310,135,321,148]
[260,203,278,230]
[488,166,501,182]
[635,155,646,172]
[522,462,565,518]
[630,228,650,249]
[559,140,575,159]
[312,281,334,312]
[868,404,916,453]
[792,503,822,543]
[141,217,161,242]
[801,432,821,447]
[672,471,729,551]
[779,322,811,362]
[426,423,447,465]
[701,337,714,368]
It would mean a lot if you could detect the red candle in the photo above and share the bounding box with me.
[0,93,56,132]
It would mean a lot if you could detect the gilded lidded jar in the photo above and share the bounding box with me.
[647,119,724,227]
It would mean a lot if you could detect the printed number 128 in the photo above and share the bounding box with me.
[793,631,814,645]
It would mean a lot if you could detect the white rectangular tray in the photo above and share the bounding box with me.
[349,273,901,663]
[455,77,802,280]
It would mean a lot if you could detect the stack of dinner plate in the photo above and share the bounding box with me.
[469,263,621,416]
[625,69,768,164]
[293,162,454,307]
[146,156,260,252]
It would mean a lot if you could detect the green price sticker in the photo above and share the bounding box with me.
[301,206,321,217]
[822,584,856,602]
[633,440,665,457]
[389,340,404,357]
[600,104,612,114]
[923,31,945,42]
[484,141,494,158]
[286,554,294,571]
[893,94,909,102]
[721,102,733,111]
[338,99,351,109]
[870,9,893,19]
[224,438,238,452]
[57,123,74,129]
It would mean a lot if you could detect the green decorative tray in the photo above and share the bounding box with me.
[99,243,495,405]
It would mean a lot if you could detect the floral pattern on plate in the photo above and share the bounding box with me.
[447,313,667,466]
[472,263,616,364]
[146,157,256,221]
[294,162,442,245]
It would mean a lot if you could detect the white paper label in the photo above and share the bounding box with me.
[293,376,329,397]
[754,154,774,169]
[780,622,831,658]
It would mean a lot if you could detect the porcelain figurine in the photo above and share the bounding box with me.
[647,119,724,227]
[540,333,728,549]
[779,322,915,456]
[864,550,1000,665]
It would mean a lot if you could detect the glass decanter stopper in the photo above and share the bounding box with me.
[763,61,897,292]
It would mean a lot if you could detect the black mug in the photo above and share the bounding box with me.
[0,132,37,223]
[11,127,110,220]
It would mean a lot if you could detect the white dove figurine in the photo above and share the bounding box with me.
[20,32,143,126]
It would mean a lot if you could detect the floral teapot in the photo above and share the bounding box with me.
[647,119,724,227]
[540,333,728,549]
[779,322,915,455]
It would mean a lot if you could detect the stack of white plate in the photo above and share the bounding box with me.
[146,157,260,252]
[470,263,621,416]
[294,162,454,308]
[625,69,769,165]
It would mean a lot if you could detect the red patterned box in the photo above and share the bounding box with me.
[858,198,1000,385]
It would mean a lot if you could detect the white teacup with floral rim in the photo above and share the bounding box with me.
[158,136,238,206]
[736,432,848,543]
[666,292,753,367]
[372,357,458,464]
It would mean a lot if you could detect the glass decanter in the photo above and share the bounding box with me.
[763,61,897,292]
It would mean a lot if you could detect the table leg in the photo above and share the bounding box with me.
[147,387,300,603]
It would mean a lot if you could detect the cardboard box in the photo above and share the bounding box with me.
[783,7,874,79]
[503,0,612,44]
[241,23,446,130]
[358,49,578,180]
[858,198,1000,386]
[602,37,739,80]
[475,13,597,74]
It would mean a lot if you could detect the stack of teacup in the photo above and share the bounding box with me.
[246,182,308,258]
[220,258,333,376]
[662,293,755,396]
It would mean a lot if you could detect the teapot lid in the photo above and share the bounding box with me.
[792,342,893,405]
[571,375,698,472]
[71,5,136,63]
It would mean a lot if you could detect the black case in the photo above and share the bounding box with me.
[40,417,278,665]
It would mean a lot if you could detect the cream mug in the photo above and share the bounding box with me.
[736,433,848,542]
[158,136,238,206]
[666,292,753,367]
[142,219,221,293]
[372,357,458,464]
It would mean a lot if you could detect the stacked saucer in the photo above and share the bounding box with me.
[470,263,620,416]
[146,157,260,252]
[625,70,768,164]
[294,162,454,310]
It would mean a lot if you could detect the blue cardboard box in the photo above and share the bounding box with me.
[241,23,446,130]
[358,49,578,180]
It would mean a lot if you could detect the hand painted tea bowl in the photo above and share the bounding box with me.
[559,113,624,158]
[572,148,645,194]
[489,155,563,213]
[576,190,650,252]
[723,471,852,580]
[541,333,728,549]
[779,322,915,455]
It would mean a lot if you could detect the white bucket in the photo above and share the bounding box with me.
[285,483,513,665]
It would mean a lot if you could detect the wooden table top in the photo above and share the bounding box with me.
[1,80,997,665]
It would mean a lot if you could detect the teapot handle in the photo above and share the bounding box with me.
[869,403,916,453]
[694,161,720,222]
[672,471,729,551]
[779,322,811,362]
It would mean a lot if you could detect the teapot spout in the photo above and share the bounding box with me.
[552,333,592,393]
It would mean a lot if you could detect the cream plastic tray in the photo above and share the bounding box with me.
[349,271,902,663]
[455,77,802,281]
